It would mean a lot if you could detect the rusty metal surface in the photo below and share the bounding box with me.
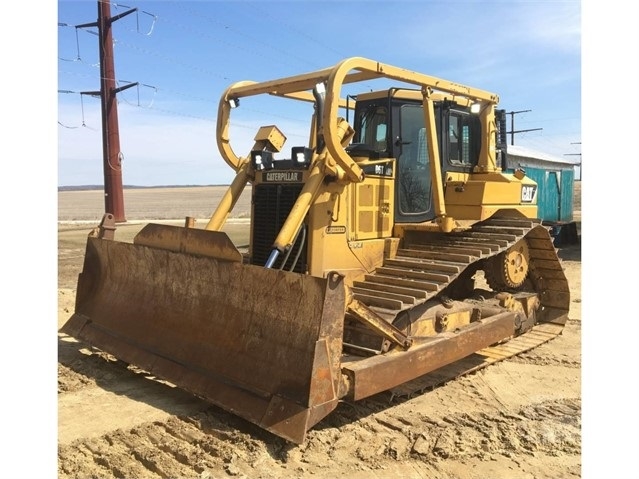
[388,322,565,399]
[346,298,412,349]
[89,213,116,240]
[133,223,243,263]
[60,237,346,444]
[341,311,515,401]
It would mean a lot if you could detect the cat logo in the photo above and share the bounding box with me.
[263,171,303,182]
[521,185,537,203]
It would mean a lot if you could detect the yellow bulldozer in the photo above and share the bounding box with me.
[61,57,569,444]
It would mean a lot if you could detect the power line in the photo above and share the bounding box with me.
[111,2,158,35]
[238,2,345,59]
[174,3,316,69]
[113,37,233,82]
[564,142,581,179]
[505,109,542,146]
[59,2,340,129]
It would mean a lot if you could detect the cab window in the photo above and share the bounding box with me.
[448,111,480,166]
[357,105,389,153]
[397,104,431,215]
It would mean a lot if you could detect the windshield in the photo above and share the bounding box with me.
[356,105,388,153]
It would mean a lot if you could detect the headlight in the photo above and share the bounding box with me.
[251,150,274,171]
[291,146,313,168]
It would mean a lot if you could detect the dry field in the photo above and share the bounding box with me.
[58,186,253,223]
[57,186,586,479]
[59,182,581,223]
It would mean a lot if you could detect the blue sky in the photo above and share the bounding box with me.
[57,0,583,186]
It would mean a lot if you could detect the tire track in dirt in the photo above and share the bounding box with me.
[58,395,580,478]
[510,318,581,368]
[510,353,581,368]
[58,316,581,477]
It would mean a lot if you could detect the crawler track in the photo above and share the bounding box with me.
[388,322,565,399]
[350,215,571,398]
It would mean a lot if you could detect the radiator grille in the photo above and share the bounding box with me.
[251,183,307,273]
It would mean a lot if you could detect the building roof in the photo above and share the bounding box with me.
[507,144,579,166]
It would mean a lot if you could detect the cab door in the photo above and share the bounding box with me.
[393,102,439,223]
[392,102,481,223]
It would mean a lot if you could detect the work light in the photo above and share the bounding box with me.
[251,150,274,170]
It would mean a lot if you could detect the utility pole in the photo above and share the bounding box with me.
[77,1,138,223]
[565,142,582,180]
[506,109,543,146]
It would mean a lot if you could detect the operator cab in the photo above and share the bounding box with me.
[350,89,482,223]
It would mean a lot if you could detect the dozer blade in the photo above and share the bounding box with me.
[60,228,347,444]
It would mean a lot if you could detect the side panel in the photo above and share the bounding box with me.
[307,177,393,282]
[443,172,538,220]
[351,175,395,240]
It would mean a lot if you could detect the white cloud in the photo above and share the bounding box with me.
[521,3,581,54]
[57,95,315,186]
[58,100,232,185]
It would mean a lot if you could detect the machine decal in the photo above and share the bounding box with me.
[521,185,537,203]
[326,226,346,234]
[263,171,303,182]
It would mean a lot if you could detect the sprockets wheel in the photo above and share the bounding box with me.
[485,238,530,290]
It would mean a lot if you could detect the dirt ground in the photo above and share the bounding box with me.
[57,186,582,479]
